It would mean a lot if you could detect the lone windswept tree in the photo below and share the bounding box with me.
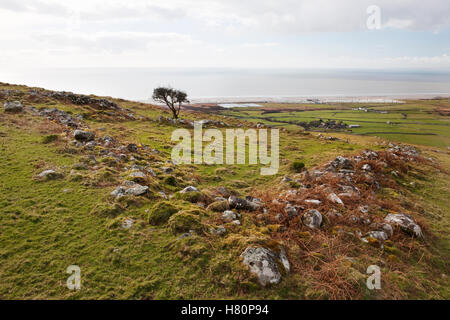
[152,86,189,119]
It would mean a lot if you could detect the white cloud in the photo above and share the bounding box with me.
[33,31,198,53]
[0,0,449,70]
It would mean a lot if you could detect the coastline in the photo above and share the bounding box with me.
[185,93,450,105]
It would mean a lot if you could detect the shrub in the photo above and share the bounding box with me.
[42,134,59,144]
[164,176,177,186]
[291,161,305,172]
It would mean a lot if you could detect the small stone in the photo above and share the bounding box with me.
[285,204,299,218]
[304,199,321,205]
[121,218,134,229]
[222,210,237,222]
[126,143,138,153]
[302,209,322,229]
[210,226,226,236]
[327,193,344,206]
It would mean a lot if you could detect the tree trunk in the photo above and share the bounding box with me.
[171,108,178,119]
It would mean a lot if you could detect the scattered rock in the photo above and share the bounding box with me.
[302,209,322,229]
[384,213,423,238]
[73,130,95,142]
[228,196,261,211]
[3,101,23,113]
[125,184,149,196]
[180,186,199,193]
[210,226,226,236]
[240,246,290,286]
[330,156,353,170]
[285,204,299,219]
[37,169,63,180]
[222,210,237,222]
[121,218,134,229]
[327,193,344,206]
[110,186,126,198]
[126,143,138,152]
[304,199,321,205]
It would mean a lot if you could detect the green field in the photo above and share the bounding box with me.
[219,100,450,148]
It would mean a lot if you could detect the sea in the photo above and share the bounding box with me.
[1,68,450,104]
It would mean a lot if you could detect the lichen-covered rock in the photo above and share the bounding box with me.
[37,169,63,180]
[125,184,148,196]
[222,210,237,222]
[3,101,23,113]
[240,246,290,286]
[110,186,126,198]
[73,130,95,142]
[302,209,322,229]
[384,213,423,238]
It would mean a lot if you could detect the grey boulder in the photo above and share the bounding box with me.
[384,213,423,238]
[302,209,322,229]
[73,130,95,142]
[240,246,290,286]
[4,101,23,113]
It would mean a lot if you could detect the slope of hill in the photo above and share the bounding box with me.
[0,82,449,299]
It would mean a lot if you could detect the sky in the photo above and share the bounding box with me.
[0,0,450,70]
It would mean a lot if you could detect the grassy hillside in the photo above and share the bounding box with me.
[0,82,449,299]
